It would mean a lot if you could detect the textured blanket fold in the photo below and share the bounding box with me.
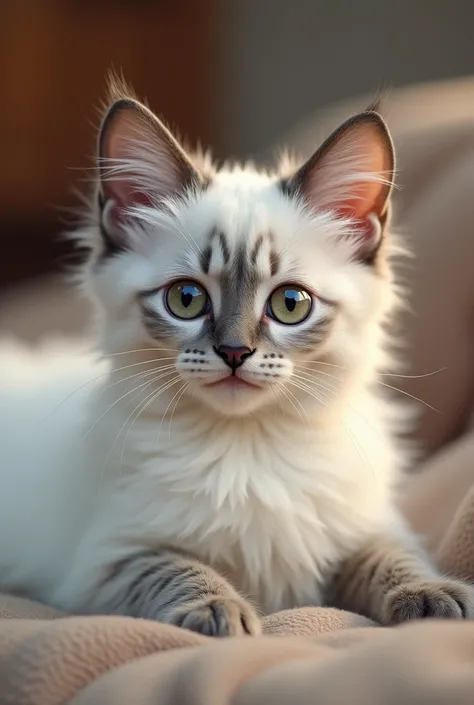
[1,465,473,705]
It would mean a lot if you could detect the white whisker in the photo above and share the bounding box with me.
[173,221,203,258]
[44,357,178,420]
[278,383,310,427]
[83,368,178,439]
[292,370,392,453]
[378,368,447,379]
[115,375,183,478]
[375,380,441,413]
[288,379,375,478]
[167,383,189,440]
[105,348,179,357]
[294,364,441,413]
[100,376,165,493]
[103,364,176,397]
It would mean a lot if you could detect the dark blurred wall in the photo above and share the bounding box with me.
[1,0,473,294]
[216,0,474,158]
[0,0,217,290]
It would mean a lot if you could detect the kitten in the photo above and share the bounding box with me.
[0,82,473,636]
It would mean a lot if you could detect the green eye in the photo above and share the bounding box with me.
[165,280,209,320]
[267,285,312,325]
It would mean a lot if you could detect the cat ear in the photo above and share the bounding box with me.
[97,98,200,252]
[283,111,395,260]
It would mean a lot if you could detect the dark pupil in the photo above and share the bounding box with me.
[181,285,198,309]
[284,290,300,312]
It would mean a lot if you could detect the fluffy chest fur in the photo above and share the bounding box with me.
[91,386,397,614]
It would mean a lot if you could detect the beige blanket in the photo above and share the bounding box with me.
[1,479,474,704]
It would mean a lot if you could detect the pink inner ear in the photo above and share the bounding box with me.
[103,189,154,233]
[333,180,386,241]
[303,118,393,235]
[106,180,154,213]
[352,215,380,244]
[335,179,387,222]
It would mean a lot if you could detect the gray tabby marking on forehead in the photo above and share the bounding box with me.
[250,234,264,265]
[212,245,259,349]
[250,232,281,277]
[200,244,213,275]
[269,250,280,277]
[200,228,231,274]
[219,232,231,264]
[211,233,283,348]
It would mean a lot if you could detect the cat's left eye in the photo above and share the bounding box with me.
[267,285,312,325]
[165,280,210,320]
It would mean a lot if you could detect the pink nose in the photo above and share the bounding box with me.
[214,345,254,370]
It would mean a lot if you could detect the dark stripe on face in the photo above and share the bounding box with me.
[141,299,179,341]
[200,228,232,273]
[289,312,336,353]
[250,234,264,265]
[219,232,231,264]
[269,249,280,276]
[200,244,212,274]
[250,232,280,277]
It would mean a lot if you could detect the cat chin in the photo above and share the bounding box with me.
[190,381,275,416]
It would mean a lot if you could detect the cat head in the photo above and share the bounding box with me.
[78,84,396,417]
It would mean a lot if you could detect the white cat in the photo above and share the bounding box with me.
[0,83,472,636]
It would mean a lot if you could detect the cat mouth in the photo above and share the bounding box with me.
[205,375,262,390]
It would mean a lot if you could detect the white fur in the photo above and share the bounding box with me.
[0,162,410,616]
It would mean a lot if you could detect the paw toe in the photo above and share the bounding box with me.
[170,597,261,637]
[384,580,474,624]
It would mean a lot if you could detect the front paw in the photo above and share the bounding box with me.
[383,579,474,624]
[168,595,261,637]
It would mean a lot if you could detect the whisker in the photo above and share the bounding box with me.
[287,379,329,408]
[167,383,189,441]
[292,370,392,453]
[102,364,176,397]
[294,364,441,413]
[269,384,285,416]
[294,360,347,370]
[156,381,188,444]
[83,368,178,439]
[278,383,310,427]
[115,375,183,477]
[378,368,447,379]
[43,357,178,419]
[294,365,342,384]
[105,348,179,357]
[100,376,165,493]
[375,380,441,413]
[120,368,178,412]
[288,379,375,478]
[296,360,446,381]
[173,221,203,258]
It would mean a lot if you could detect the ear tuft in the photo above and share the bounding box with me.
[97,88,200,254]
[283,111,395,261]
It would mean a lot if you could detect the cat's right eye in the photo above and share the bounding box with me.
[267,285,312,325]
[165,280,210,320]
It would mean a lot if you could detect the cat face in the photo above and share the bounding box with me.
[80,84,395,417]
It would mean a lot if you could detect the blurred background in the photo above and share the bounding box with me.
[1,0,473,295]
[1,0,474,468]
